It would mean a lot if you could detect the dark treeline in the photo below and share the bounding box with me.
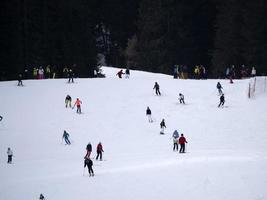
[0,0,266,80]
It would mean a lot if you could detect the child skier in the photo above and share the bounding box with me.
[172,130,179,151]
[146,107,153,122]
[7,147,13,164]
[160,119,166,134]
[85,143,92,158]
[65,95,72,108]
[179,93,185,104]
[73,98,82,114]
[217,82,223,95]
[218,93,225,108]
[84,157,94,176]
[62,130,71,145]
[153,82,161,95]
[179,134,188,153]
[96,142,104,160]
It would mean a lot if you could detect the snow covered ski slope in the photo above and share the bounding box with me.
[0,67,267,200]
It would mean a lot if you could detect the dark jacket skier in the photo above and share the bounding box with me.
[96,142,104,160]
[179,134,188,153]
[179,93,185,104]
[62,130,71,145]
[153,82,161,95]
[218,94,225,107]
[84,157,94,176]
[39,194,45,200]
[65,95,72,108]
[160,119,166,134]
[18,73,23,86]
[146,107,153,122]
[116,69,124,78]
[7,147,13,163]
[85,143,92,158]
[68,69,74,83]
[217,82,223,95]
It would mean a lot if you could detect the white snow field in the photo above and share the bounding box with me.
[0,67,267,200]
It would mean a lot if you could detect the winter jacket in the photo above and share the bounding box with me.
[97,143,103,152]
[153,83,159,90]
[146,108,151,115]
[65,95,72,101]
[217,82,222,89]
[86,144,92,151]
[220,95,225,102]
[84,158,93,167]
[7,149,13,156]
[160,121,166,128]
[179,136,187,145]
[74,99,82,106]
[63,131,69,138]
[173,130,179,139]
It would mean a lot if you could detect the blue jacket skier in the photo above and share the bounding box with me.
[63,130,71,145]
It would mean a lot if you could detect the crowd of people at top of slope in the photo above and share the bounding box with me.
[173,64,257,80]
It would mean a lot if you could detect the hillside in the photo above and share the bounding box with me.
[0,67,267,200]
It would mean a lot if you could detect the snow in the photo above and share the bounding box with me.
[0,67,267,200]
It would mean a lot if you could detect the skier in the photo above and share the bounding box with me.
[153,82,161,96]
[125,68,130,79]
[96,142,104,160]
[216,82,223,95]
[172,130,179,151]
[85,142,92,158]
[38,67,45,79]
[116,69,124,78]
[68,69,74,83]
[179,93,185,104]
[17,73,23,86]
[7,147,13,164]
[65,95,72,108]
[251,67,256,77]
[218,93,225,108]
[73,98,82,114]
[179,134,188,153]
[160,119,166,134]
[0,115,3,121]
[39,194,45,200]
[146,107,153,123]
[84,157,94,176]
[62,130,71,145]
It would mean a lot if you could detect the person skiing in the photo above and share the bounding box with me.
[68,69,74,83]
[218,93,225,108]
[153,82,161,96]
[251,67,256,77]
[62,130,71,145]
[179,134,188,153]
[125,68,130,79]
[216,82,223,95]
[65,95,72,108]
[160,119,166,134]
[146,107,153,123]
[73,98,82,114]
[84,157,94,176]
[39,194,45,200]
[85,143,92,158]
[179,93,185,104]
[96,142,104,160]
[7,147,13,164]
[0,115,3,121]
[116,69,124,78]
[18,73,23,86]
[172,130,179,151]
[38,67,45,79]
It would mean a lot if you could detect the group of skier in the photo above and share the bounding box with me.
[116,68,130,78]
[65,95,82,114]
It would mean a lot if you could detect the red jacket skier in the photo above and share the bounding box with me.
[178,134,188,153]
[116,70,124,78]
